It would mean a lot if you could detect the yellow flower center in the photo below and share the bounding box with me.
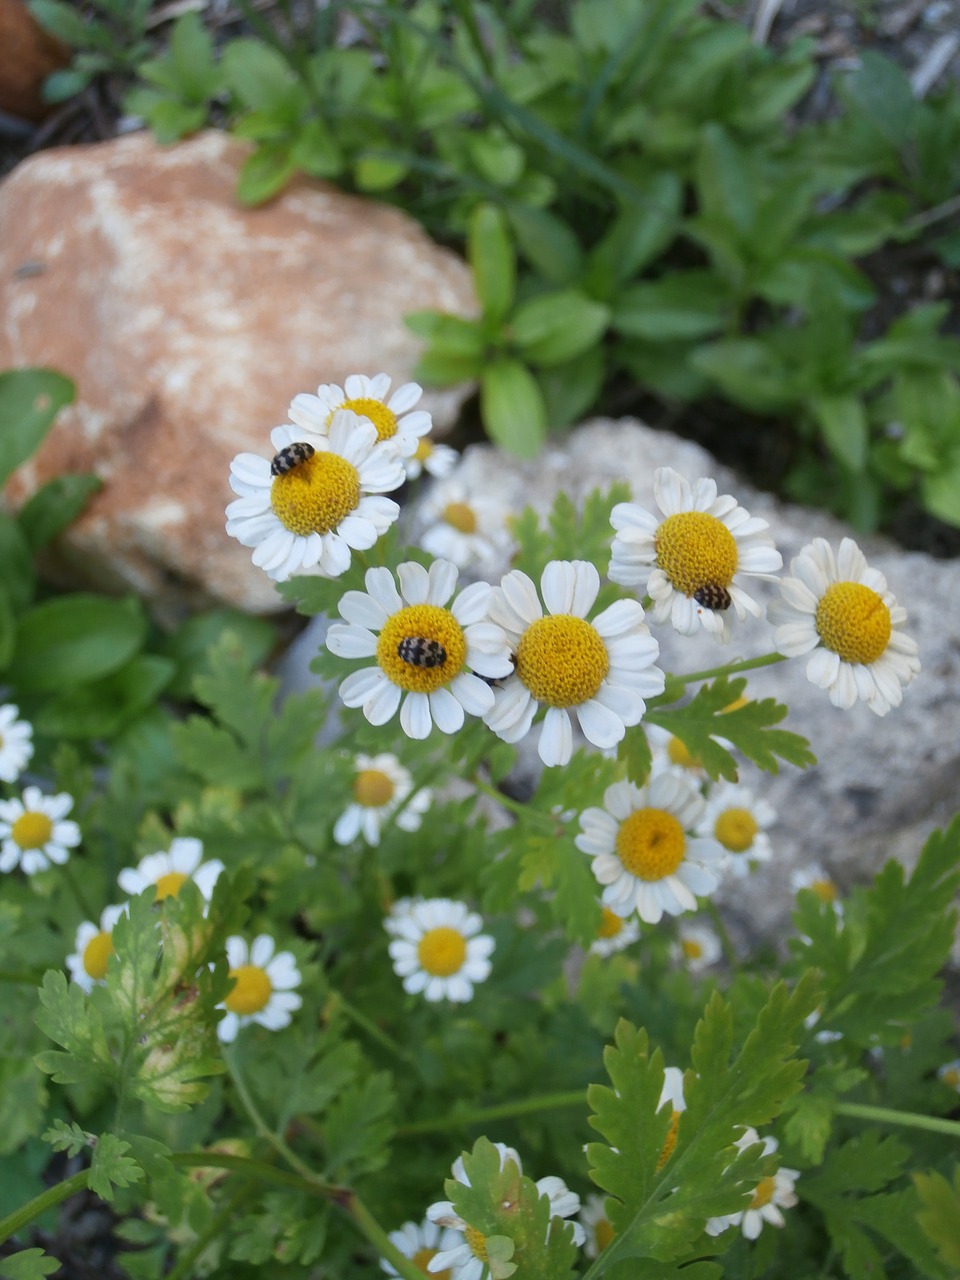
[11,811,53,850]
[597,908,625,940]
[681,937,704,961]
[750,1176,776,1209]
[339,395,398,442]
[82,930,114,980]
[413,439,434,463]
[225,964,273,1015]
[515,615,608,707]
[270,452,360,536]
[714,807,758,853]
[443,501,478,534]
[154,870,189,900]
[411,1247,448,1278]
[616,808,686,880]
[376,604,466,693]
[417,926,467,977]
[810,877,837,904]
[464,1227,488,1262]
[655,512,738,596]
[656,1110,682,1172]
[353,768,395,808]
[594,1217,614,1252]
[814,582,891,665]
[942,1066,960,1089]
[667,736,700,769]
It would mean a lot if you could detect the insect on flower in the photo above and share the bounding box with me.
[397,636,447,669]
[270,441,315,476]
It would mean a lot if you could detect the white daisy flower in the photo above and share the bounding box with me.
[609,468,782,643]
[404,438,459,481]
[590,906,642,957]
[671,921,722,972]
[379,1218,464,1278]
[791,863,843,916]
[386,898,494,1003]
[0,704,33,784]
[334,753,432,847]
[288,372,432,459]
[768,537,920,715]
[580,1194,615,1258]
[0,787,81,875]
[418,478,514,571]
[225,410,404,582]
[705,1129,799,1239]
[484,560,665,767]
[427,1142,585,1277]
[382,896,423,936]
[117,836,223,903]
[65,904,127,991]
[697,783,776,878]
[576,774,725,924]
[326,559,513,739]
[937,1059,960,1092]
[216,933,303,1043]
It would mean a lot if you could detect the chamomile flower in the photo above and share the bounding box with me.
[0,787,81,875]
[427,1143,584,1278]
[0,704,33,783]
[418,478,513,571]
[289,372,432,459]
[937,1059,960,1092]
[404,438,459,482]
[768,537,920,715]
[225,411,404,582]
[705,1130,799,1239]
[484,560,665,767]
[580,1195,615,1258]
[327,559,513,739]
[590,906,642,956]
[672,921,722,972]
[117,836,223,903]
[379,1219,463,1278]
[334,753,432,846]
[577,774,725,924]
[609,468,782,642]
[65,904,126,991]
[386,898,494,1002]
[791,863,843,916]
[697,784,775,877]
[216,934,302,1043]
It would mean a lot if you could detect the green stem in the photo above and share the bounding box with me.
[0,969,45,984]
[328,990,416,1065]
[0,1170,89,1245]
[834,1102,960,1139]
[224,1046,318,1182]
[471,776,557,828]
[164,1186,253,1280]
[396,1090,585,1136]
[702,901,739,971]
[659,652,787,701]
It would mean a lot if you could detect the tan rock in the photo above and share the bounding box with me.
[0,130,476,618]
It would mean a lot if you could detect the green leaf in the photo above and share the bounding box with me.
[469,130,525,186]
[169,10,218,97]
[354,155,410,191]
[159,610,275,701]
[28,0,95,46]
[695,125,755,236]
[0,1250,61,1280]
[810,394,869,471]
[16,473,101,551]
[921,459,960,527]
[839,52,918,152]
[612,272,730,341]
[290,118,343,178]
[0,513,35,613]
[7,594,146,693]
[480,359,547,457]
[31,653,175,738]
[914,1168,960,1270]
[88,1132,144,1202]
[0,369,74,488]
[507,206,583,285]
[690,339,796,413]
[586,176,683,294]
[404,311,486,358]
[538,347,606,431]
[322,1073,396,1180]
[43,1119,92,1158]
[235,142,297,206]
[618,725,652,787]
[469,204,516,323]
[221,39,301,113]
[511,290,610,366]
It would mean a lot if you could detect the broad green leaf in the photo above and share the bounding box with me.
[0,369,74,488]
[469,130,525,186]
[290,118,342,178]
[585,175,682,295]
[511,290,610,366]
[810,394,868,471]
[405,311,486,357]
[469,204,516,323]
[480,359,547,457]
[690,339,796,413]
[170,10,218,97]
[15,474,100,552]
[0,513,35,613]
[612,273,729,341]
[921,458,960,526]
[31,654,175,738]
[695,125,755,236]
[7,594,146,693]
[539,347,606,430]
[507,206,583,285]
[235,142,297,206]
[914,1168,960,1269]
[221,39,301,113]
[839,52,918,152]
[354,155,410,191]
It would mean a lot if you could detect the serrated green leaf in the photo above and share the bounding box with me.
[0,1249,60,1280]
[88,1132,144,1202]
[322,1072,395,1180]
[914,1168,960,1269]
[42,1119,90,1158]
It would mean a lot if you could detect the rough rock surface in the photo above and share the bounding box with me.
[283,418,958,949]
[0,130,476,619]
